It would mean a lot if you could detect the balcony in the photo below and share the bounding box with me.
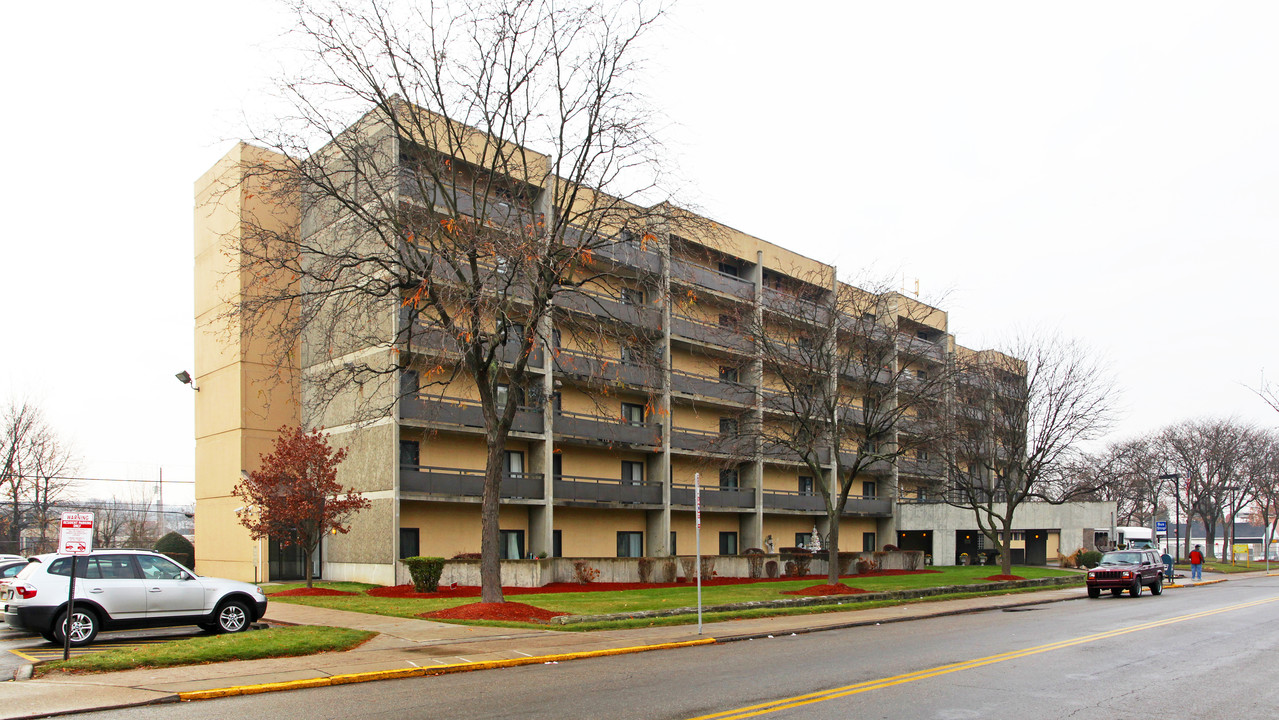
[761,442,831,465]
[898,457,945,478]
[553,409,659,446]
[400,465,545,500]
[761,287,830,325]
[400,395,544,434]
[670,368,754,404]
[554,349,661,389]
[553,475,662,505]
[762,489,825,512]
[554,288,660,330]
[895,333,947,362]
[593,236,661,274]
[671,483,754,509]
[670,260,755,299]
[669,426,753,456]
[840,495,893,516]
[670,313,752,352]
[398,173,530,228]
[398,309,544,368]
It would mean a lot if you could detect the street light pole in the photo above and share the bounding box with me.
[1157,473,1180,562]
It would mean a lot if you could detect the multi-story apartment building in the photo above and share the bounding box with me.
[193,109,1111,585]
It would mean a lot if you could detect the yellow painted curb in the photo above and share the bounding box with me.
[178,638,716,701]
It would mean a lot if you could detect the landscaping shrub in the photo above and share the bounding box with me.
[882,544,899,552]
[746,554,764,579]
[792,555,811,577]
[154,531,194,569]
[660,557,678,582]
[765,560,779,578]
[784,560,797,577]
[637,557,654,583]
[451,552,481,560]
[836,552,857,575]
[680,556,696,582]
[902,551,921,571]
[855,556,879,574]
[402,556,445,592]
[573,560,599,584]
[1079,550,1103,568]
[700,556,716,579]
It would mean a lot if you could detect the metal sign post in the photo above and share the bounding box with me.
[694,472,702,635]
[58,512,94,660]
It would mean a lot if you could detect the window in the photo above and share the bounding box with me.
[719,532,739,556]
[719,417,738,436]
[719,468,739,489]
[798,476,814,494]
[620,344,638,364]
[551,391,562,412]
[137,554,186,581]
[717,261,739,277]
[620,287,645,306]
[622,461,644,485]
[551,329,562,350]
[795,532,813,548]
[399,440,420,468]
[399,528,420,559]
[862,481,877,498]
[496,384,511,410]
[400,369,419,397]
[718,314,734,328]
[504,450,525,475]
[670,531,677,556]
[553,530,563,558]
[718,366,739,383]
[500,530,525,560]
[863,532,877,553]
[617,531,643,558]
[915,368,928,380]
[621,402,646,426]
[552,453,563,481]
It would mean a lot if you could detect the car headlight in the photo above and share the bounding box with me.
[1087,572,1095,579]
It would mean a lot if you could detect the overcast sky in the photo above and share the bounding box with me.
[3,1,1277,505]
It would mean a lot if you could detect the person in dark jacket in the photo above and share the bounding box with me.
[1189,545,1205,581]
[1161,549,1174,581]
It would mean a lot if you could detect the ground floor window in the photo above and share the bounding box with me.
[500,530,525,560]
[553,529,563,558]
[268,537,320,581]
[719,531,738,555]
[795,532,813,548]
[670,531,677,556]
[617,531,643,557]
[399,528,420,559]
[862,532,877,552]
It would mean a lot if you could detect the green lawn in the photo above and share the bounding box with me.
[36,626,375,676]
[266,566,1077,624]
[1173,562,1273,575]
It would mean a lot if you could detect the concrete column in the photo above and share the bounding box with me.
[648,229,673,556]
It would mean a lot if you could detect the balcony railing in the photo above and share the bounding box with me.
[553,475,662,505]
[670,260,755,298]
[669,426,753,456]
[669,368,754,404]
[400,465,545,500]
[671,483,754,509]
[761,287,830,324]
[553,349,661,390]
[593,237,661,274]
[554,288,660,329]
[895,333,946,362]
[399,174,532,228]
[553,409,660,446]
[401,395,544,434]
[670,313,752,352]
[398,309,544,368]
[898,457,945,478]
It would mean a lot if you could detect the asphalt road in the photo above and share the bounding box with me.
[67,576,1279,719]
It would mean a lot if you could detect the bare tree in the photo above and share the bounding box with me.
[1066,439,1154,526]
[1159,418,1258,559]
[0,399,77,553]
[741,276,957,585]
[222,0,678,602]
[943,336,1116,576]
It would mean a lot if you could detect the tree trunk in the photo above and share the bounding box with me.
[480,434,506,604]
[826,519,841,585]
[1001,516,1013,576]
[304,546,314,589]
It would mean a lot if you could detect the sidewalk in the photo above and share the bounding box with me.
[2,570,1261,719]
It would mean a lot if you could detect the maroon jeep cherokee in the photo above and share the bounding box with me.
[1086,549,1165,598]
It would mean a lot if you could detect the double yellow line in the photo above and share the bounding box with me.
[690,596,1279,720]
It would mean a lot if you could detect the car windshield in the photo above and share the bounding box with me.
[1100,552,1142,565]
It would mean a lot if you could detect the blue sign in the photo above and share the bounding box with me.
[1155,521,1168,533]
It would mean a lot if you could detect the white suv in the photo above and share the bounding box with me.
[1,550,268,646]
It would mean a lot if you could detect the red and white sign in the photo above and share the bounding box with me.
[59,512,94,555]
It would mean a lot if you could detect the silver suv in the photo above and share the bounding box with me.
[1,550,267,646]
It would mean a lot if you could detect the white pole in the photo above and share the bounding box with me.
[695,472,702,635]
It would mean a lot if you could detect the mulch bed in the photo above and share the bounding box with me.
[980,575,1025,582]
[367,569,939,599]
[419,602,567,623]
[782,583,868,596]
[269,587,360,597]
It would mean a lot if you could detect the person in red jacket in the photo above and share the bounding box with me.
[1189,545,1205,581]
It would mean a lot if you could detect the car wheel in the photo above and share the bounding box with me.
[215,600,251,633]
[53,608,99,647]
[1151,577,1163,595]
[1129,579,1142,597]
[1110,588,1123,597]
[39,631,57,644]
[1087,587,1101,598]
[198,622,219,633]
